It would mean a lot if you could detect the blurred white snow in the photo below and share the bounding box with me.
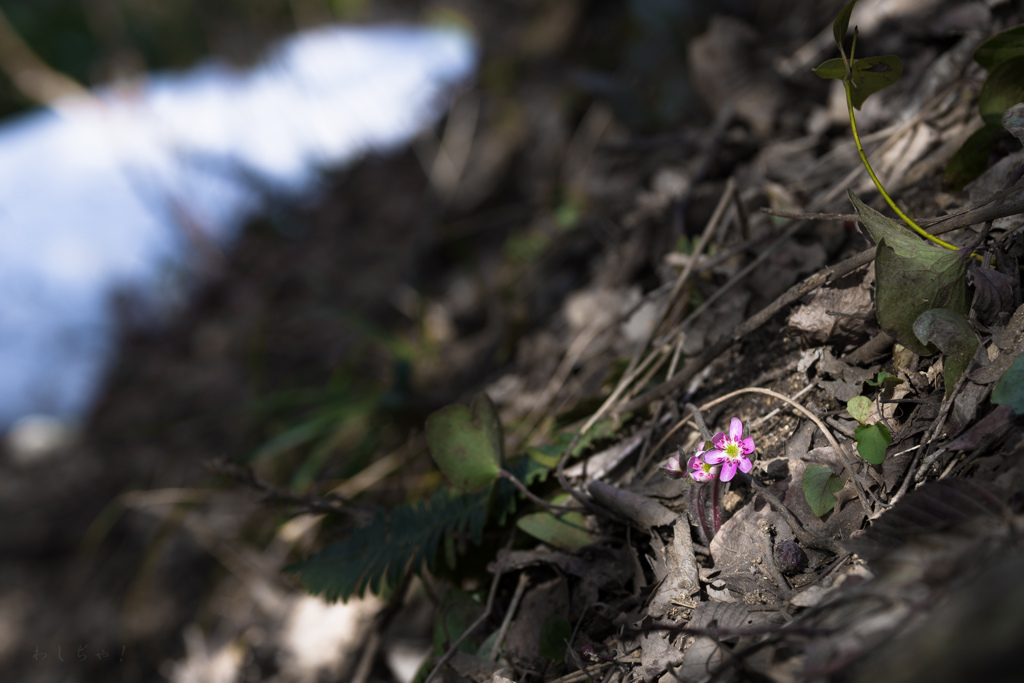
[0,24,476,442]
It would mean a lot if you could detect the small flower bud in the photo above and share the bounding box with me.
[774,540,808,575]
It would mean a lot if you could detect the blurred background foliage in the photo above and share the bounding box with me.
[0,0,826,510]
[0,0,825,505]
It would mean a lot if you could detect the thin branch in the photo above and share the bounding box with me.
[760,208,857,222]
[489,572,529,660]
[425,568,504,683]
[498,469,584,513]
[204,459,359,517]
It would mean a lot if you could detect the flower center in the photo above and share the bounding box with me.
[725,442,740,458]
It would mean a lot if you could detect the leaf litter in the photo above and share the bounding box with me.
[22,3,1024,683]
[404,5,1024,681]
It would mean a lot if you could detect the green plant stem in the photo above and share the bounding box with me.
[844,80,959,251]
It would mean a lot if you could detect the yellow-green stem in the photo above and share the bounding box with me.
[844,81,958,251]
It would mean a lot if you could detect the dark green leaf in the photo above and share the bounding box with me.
[866,371,903,387]
[846,395,872,424]
[833,0,860,56]
[472,392,504,463]
[516,494,594,551]
[944,123,1005,191]
[913,308,980,397]
[979,56,1024,125]
[854,423,892,464]
[425,395,502,494]
[813,57,847,80]
[974,25,1024,71]
[434,588,486,655]
[814,55,903,110]
[526,445,561,469]
[849,55,903,109]
[802,464,844,517]
[540,615,573,662]
[992,355,1024,415]
[850,191,970,355]
[284,487,489,602]
[249,413,338,463]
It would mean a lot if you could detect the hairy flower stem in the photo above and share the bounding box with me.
[710,477,723,535]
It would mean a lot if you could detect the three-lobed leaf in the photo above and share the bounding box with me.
[539,615,573,662]
[854,422,892,464]
[992,355,1024,416]
[516,494,594,551]
[803,464,844,517]
[850,191,970,355]
[866,371,902,387]
[978,56,1024,126]
[974,24,1024,71]
[846,395,872,424]
[814,55,903,109]
[425,393,503,493]
[943,122,1005,190]
[913,308,979,397]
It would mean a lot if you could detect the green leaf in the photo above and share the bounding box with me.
[846,395,872,424]
[425,394,503,493]
[802,464,844,517]
[813,57,847,80]
[516,494,594,551]
[974,24,1024,71]
[866,371,903,387]
[979,56,1024,125]
[473,392,505,463]
[434,588,486,655]
[854,422,892,464]
[913,308,980,397]
[944,123,1005,191]
[540,614,573,662]
[992,355,1024,415]
[814,56,903,109]
[249,413,339,463]
[833,0,860,56]
[526,445,562,469]
[284,487,489,602]
[850,191,970,355]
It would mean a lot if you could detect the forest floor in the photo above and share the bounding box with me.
[3,1,1024,682]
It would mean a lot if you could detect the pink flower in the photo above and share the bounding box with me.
[702,417,755,482]
[688,450,720,483]
[660,452,686,479]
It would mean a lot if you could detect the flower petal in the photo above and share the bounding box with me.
[738,456,753,473]
[690,468,711,483]
[661,459,685,479]
[687,455,704,470]
[711,432,727,448]
[740,437,756,454]
[702,449,727,464]
[729,417,743,441]
[720,459,738,481]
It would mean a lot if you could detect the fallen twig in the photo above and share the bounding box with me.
[424,567,504,683]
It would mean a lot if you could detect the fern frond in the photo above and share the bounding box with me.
[285,486,489,602]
